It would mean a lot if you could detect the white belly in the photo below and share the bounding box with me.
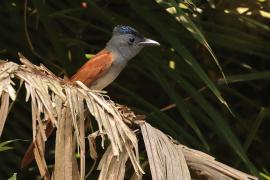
[89,61,127,90]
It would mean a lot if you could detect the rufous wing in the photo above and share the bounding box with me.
[71,49,113,87]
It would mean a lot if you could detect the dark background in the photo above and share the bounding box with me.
[0,0,270,179]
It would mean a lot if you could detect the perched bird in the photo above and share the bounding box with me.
[21,25,159,168]
[71,25,159,89]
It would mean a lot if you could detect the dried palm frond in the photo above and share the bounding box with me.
[0,61,18,135]
[140,122,191,180]
[140,122,258,180]
[0,54,258,180]
[182,145,258,180]
[0,54,143,180]
[97,145,132,180]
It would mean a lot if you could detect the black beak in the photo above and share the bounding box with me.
[139,38,160,46]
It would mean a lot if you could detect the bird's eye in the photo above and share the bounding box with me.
[129,37,135,43]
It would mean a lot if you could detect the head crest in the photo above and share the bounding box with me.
[113,25,143,38]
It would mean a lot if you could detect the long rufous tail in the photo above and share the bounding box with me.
[21,121,54,168]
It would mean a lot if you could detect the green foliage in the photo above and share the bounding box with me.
[260,170,270,180]
[0,0,269,179]
[8,173,17,180]
[0,140,16,152]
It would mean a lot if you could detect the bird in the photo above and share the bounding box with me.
[21,25,160,168]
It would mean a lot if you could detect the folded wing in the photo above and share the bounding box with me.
[71,49,113,87]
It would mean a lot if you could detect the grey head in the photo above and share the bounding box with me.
[106,25,160,61]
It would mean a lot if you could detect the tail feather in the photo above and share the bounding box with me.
[21,121,55,169]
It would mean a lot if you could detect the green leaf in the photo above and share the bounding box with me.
[143,55,209,150]
[8,173,17,180]
[156,0,226,81]
[0,140,16,152]
[218,71,270,84]
[240,16,270,32]
[243,108,269,151]
[260,172,270,180]
[128,0,232,114]
[157,60,257,173]
[0,139,26,152]
[85,53,95,59]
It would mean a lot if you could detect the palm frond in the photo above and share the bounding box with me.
[140,122,191,180]
[0,54,142,179]
[0,54,257,180]
[141,122,257,180]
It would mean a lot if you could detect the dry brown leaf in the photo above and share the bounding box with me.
[181,145,258,180]
[140,122,191,180]
[54,107,77,180]
[0,61,18,136]
[88,131,99,160]
[78,94,86,179]
[98,145,134,180]
[33,131,50,180]
[78,83,143,176]
[0,92,10,136]
[140,121,258,180]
